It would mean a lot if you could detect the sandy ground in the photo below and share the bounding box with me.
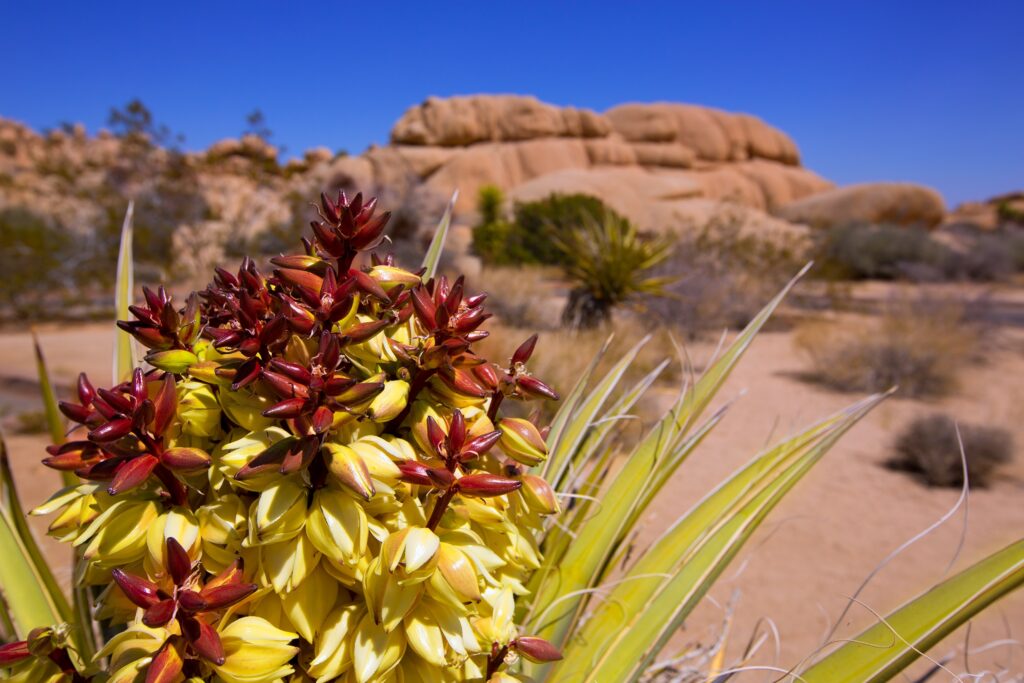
[2,319,1022,679]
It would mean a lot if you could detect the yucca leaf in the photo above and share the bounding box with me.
[547,393,886,681]
[0,434,71,637]
[543,334,651,490]
[798,537,1024,683]
[421,190,457,281]
[525,267,809,649]
[113,201,136,384]
[544,336,611,460]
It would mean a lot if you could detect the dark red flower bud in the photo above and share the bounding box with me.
[77,372,96,405]
[0,640,30,665]
[176,590,207,613]
[426,467,455,487]
[512,334,539,365]
[199,582,257,610]
[517,375,560,401]
[455,473,522,497]
[160,447,211,472]
[58,401,93,424]
[151,374,177,437]
[89,417,133,443]
[166,537,193,586]
[461,430,503,460]
[426,416,447,455]
[107,454,159,495]
[340,319,390,344]
[449,410,467,454]
[514,636,563,662]
[311,406,334,434]
[472,363,500,390]
[111,568,161,609]
[142,598,176,627]
[183,617,225,665]
[262,397,309,419]
[262,371,310,399]
[267,359,312,384]
[397,460,434,486]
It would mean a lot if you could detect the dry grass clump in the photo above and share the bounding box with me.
[890,413,1013,487]
[794,298,978,398]
[471,265,565,330]
[647,206,808,335]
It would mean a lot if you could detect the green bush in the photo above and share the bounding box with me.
[0,208,72,318]
[472,191,628,266]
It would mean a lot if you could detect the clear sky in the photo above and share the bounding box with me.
[2,1,1021,207]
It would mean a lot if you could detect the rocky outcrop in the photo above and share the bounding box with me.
[775,182,946,229]
[945,191,1024,231]
[386,95,829,222]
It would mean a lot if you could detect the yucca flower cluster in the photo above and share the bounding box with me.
[9,191,564,683]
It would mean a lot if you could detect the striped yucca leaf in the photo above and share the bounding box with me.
[0,434,71,638]
[113,201,136,384]
[421,190,458,280]
[543,392,886,681]
[523,266,810,650]
[798,537,1024,683]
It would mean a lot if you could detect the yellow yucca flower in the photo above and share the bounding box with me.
[176,379,224,438]
[218,385,275,432]
[352,611,406,683]
[197,493,249,572]
[144,506,201,577]
[497,417,548,466]
[213,616,300,683]
[259,530,318,593]
[75,498,159,572]
[324,442,377,500]
[306,486,369,563]
[281,565,339,642]
[214,427,293,491]
[366,379,410,422]
[247,478,307,545]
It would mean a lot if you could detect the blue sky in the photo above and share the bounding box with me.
[2,1,1021,206]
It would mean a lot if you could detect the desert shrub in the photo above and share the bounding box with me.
[473,191,628,266]
[890,413,1013,487]
[647,208,807,334]
[997,198,1024,225]
[815,223,955,281]
[554,211,674,328]
[795,298,976,398]
[0,208,73,318]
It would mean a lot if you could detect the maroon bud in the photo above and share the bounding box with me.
[267,359,312,384]
[89,418,133,443]
[160,447,211,472]
[276,267,325,294]
[166,537,193,586]
[183,616,225,665]
[449,410,466,454]
[111,568,161,609]
[58,401,93,423]
[340,319,389,344]
[455,473,522,498]
[472,363,500,390]
[77,372,96,405]
[235,437,296,480]
[516,375,560,401]
[426,416,447,455]
[176,590,207,613]
[461,430,503,460]
[426,467,455,487]
[512,334,539,365]
[350,270,390,302]
[262,371,310,399]
[199,582,257,610]
[151,374,177,437]
[107,454,159,495]
[142,598,176,627]
[262,397,309,419]
[311,406,334,434]
[397,460,434,486]
[0,640,30,665]
[514,636,563,663]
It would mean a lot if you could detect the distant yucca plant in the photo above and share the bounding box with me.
[553,212,675,328]
[2,190,1023,683]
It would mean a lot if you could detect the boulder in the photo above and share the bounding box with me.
[630,142,697,168]
[605,103,800,165]
[425,139,591,210]
[775,182,946,229]
[391,95,610,146]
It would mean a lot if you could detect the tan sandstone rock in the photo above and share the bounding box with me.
[775,182,946,229]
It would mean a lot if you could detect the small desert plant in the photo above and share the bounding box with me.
[795,298,976,398]
[554,212,675,328]
[890,413,1013,487]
